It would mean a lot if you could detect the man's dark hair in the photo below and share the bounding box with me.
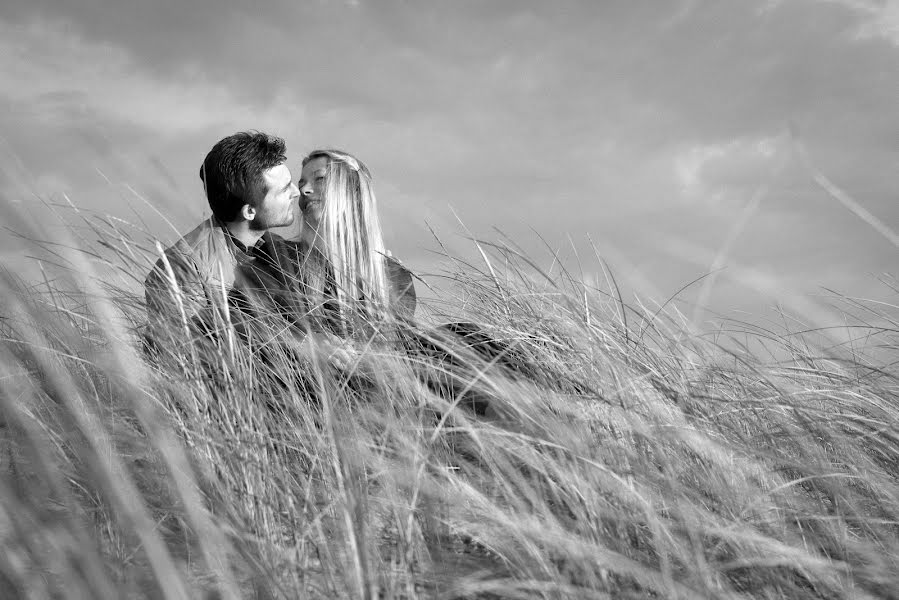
[199,131,287,222]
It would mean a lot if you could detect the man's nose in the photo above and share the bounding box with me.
[290,183,300,198]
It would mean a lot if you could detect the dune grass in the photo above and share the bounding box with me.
[0,218,898,599]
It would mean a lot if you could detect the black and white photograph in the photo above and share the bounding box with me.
[0,1,897,598]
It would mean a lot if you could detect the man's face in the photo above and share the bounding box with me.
[251,163,298,230]
[297,157,328,233]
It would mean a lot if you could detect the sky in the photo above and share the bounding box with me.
[0,0,896,325]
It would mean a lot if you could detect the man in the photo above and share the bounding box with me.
[144,131,299,349]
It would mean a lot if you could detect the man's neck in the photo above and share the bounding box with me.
[225,220,265,249]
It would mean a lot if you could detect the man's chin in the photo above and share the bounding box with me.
[250,215,295,231]
[276,212,298,229]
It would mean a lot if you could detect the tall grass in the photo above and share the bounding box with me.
[1,214,898,599]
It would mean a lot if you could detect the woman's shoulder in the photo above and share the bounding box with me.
[385,254,411,278]
[384,254,416,318]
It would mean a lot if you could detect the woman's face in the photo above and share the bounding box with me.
[298,156,328,231]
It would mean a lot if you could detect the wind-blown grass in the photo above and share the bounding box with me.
[1,218,898,599]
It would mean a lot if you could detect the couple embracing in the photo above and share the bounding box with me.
[144,131,415,374]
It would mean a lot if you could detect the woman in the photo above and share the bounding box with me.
[290,149,415,343]
[290,150,500,418]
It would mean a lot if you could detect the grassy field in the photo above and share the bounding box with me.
[1,220,898,599]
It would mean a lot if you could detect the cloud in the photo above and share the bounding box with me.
[674,134,792,205]
[805,0,899,44]
[0,20,307,138]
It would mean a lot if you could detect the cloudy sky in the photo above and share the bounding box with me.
[0,0,896,323]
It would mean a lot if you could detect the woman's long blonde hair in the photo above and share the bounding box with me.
[301,149,390,331]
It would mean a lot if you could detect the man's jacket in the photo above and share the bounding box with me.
[144,217,291,342]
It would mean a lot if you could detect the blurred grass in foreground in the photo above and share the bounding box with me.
[0,213,898,600]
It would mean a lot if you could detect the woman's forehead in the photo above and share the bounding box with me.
[303,156,328,174]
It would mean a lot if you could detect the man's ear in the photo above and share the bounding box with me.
[240,204,256,222]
